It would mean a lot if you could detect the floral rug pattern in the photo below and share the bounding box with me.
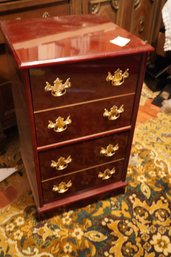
[0,112,171,257]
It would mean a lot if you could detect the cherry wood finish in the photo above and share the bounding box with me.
[1,15,153,214]
[42,160,124,204]
[30,55,141,111]
[0,0,81,152]
[2,16,152,68]
[34,94,135,147]
[0,0,81,43]
[0,1,165,152]
[39,131,129,180]
[0,1,164,45]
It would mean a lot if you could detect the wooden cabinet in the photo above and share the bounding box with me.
[0,0,81,43]
[87,0,166,45]
[0,0,81,151]
[0,1,165,150]
[129,0,166,45]
[1,15,153,214]
[85,0,123,26]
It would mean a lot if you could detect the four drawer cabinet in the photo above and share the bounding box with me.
[0,15,153,214]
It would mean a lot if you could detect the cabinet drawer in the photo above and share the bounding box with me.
[39,131,129,180]
[42,160,124,204]
[0,2,70,21]
[0,1,71,43]
[34,94,134,147]
[30,54,141,111]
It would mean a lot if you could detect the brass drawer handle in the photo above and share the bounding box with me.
[48,116,72,132]
[100,144,119,157]
[98,168,116,180]
[45,77,71,97]
[51,156,72,171]
[106,68,129,86]
[52,180,72,193]
[103,105,124,120]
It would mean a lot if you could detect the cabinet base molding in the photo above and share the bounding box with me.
[37,181,128,214]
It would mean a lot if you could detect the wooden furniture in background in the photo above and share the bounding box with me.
[85,0,166,45]
[1,15,153,214]
[0,1,166,137]
[0,0,165,155]
[0,0,82,152]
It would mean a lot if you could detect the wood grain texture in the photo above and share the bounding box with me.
[0,15,153,213]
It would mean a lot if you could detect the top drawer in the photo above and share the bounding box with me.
[30,54,142,111]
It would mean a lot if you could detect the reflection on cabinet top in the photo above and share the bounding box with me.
[0,0,79,43]
[1,15,153,69]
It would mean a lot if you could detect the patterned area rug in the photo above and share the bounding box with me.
[0,110,171,256]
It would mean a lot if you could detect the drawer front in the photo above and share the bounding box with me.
[35,94,134,147]
[30,54,141,111]
[0,2,70,20]
[42,160,124,204]
[39,131,129,180]
[0,1,71,43]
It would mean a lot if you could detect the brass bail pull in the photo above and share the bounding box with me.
[106,68,129,86]
[52,180,72,193]
[103,105,124,120]
[98,168,116,180]
[45,77,71,97]
[51,156,72,171]
[100,144,119,157]
[48,116,72,133]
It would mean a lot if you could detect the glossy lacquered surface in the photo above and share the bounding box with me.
[39,131,129,181]
[1,15,153,68]
[34,94,134,147]
[0,15,153,213]
[30,54,141,111]
[42,160,124,204]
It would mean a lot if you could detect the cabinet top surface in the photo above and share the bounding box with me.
[1,15,153,69]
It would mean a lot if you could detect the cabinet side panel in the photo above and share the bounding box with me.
[122,53,148,182]
[7,49,42,207]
